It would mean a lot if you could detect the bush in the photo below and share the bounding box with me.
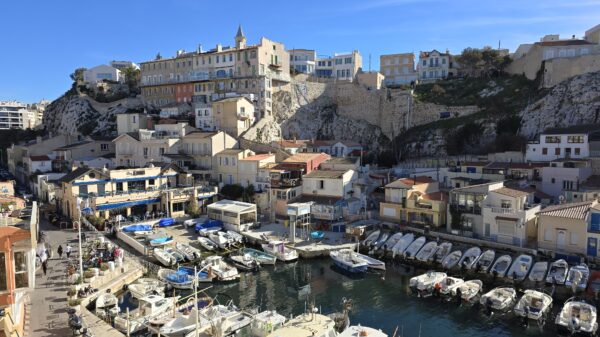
[220,184,245,200]
[67,287,77,297]
[100,263,109,271]
[68,298,82,307]
[84,269,95,279]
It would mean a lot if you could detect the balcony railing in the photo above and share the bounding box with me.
[449,204,481,215]
[488,207,515,214]
[271,178,301,188]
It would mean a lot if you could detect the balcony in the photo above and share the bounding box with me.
[449,204,481,215]
[488,206,515,214]
[269,60,283,68]
[271,178,301,188]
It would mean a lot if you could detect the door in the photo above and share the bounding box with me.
[484,223,491,238]
[556,230,566,250]
[588,237,598,257]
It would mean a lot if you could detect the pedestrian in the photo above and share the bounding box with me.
[66,244,72,259]
[41,259,47,276]
[57,245,63,259]
[81,232,86,242]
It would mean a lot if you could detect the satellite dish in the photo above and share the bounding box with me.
[559,195,566,203]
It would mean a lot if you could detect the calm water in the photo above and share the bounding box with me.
[114,257,591,337]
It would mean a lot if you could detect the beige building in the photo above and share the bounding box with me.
[238,153,276,189]
[417,50,458,82]
[356,72,384,90]
[212,96,255,136]
[52,139,115,172]
[537,200,596,256]
[379,53,417,86]
[214,148,255,185]
[116,113,151,135]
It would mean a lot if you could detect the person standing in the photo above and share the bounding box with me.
[57,245,63,259]
[66,244,72,259]
[41,259,47,276]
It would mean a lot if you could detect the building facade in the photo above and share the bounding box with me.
[211,96,255,136]
[289,49,316,74]
[315,51,362,81]
[417,50,457,82]
[526,128,595,162]
[83,65,122,84]
[379,53,417,86]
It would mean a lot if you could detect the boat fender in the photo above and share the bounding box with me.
[122,284,128,291]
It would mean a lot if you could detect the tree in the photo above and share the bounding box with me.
[220,184,244,200]
[70,67,86,82]
[242,184,256,203]
[456,46,512,78]
[122,66,141,94]
[186,197,201,217]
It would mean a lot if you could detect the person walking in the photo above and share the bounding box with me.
[57,245,63,259]
[66,244,72,259]
[41,259,47,276]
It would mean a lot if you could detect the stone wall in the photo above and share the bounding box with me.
[543,53,600,88]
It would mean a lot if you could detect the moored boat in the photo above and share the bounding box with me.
[403,236,426,259]
[546,259,569,284]
[355,252,386,270]
[391,233,414,258]
[381,232,403,252]
[153,247,176,266]
[177,265,214,283]
[265,312,337,337]
[555,298,598,335]
[164,247,185,262]
[338,325,389,337]
[441,250,462,269]
[200,255,240,281]
[514,290,553,321]
[250,310,287,337]
[489,254,512,277]
[433,242,452,263]
[361,230,380,247]
[114,295,179,334]
[95,291,120,318]
[415,241,438,262]
[209,231,231,249]
[198,237,218,251]
[474,249,495,273]
[566,263,590,291]
[241,247,277,265]
[372,231,390,251]
[330,249,369,274]
[409,271,446,292]
[452,280,483,302]
[458,246,481,270]
[480,287,517,311]
[262,241,298,262]
[229,252,260,272]
[175,242,201,261]
[128,278,164,299]
[506,254,533,282]
[157,268,194,289]
[437,276,464,296]
[528,261,548,282]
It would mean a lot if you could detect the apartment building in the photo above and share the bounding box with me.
[211,96,255,136]
[140,26,290,120]
[116,113,151,135]
[315,51,362,81]
[109,60,139,71]
[238,153,276,190]
[52,139,115,172]
[447,181,504,237]
[417,50,458,82]
[379,53,417,86]
[289,49,316,74]
[305,140,362,157]
[300,169,360,221]
[540,159,593,199]
[525,125,600,161]
[0,101,43,130]
[214,148,255,185]
[83,64,122,84]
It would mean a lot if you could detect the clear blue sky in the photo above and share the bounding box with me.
[2,0,600,102]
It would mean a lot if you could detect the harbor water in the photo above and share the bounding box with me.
[118,257,582,337]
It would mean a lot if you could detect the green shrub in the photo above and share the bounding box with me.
[68,298,82,307]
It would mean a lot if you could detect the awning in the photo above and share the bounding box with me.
[96,198,161,211]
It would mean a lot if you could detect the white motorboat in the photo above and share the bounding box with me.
[438,276,464,296]
[229,253,260,272]
[154,248,176,266]
[250,310,287,337]
[555,298,598,335]
[529,261,548,282]
[209,231,231,249]
[474,249,495,273]
[114,295,179,334]
[415,241,438,262]
[241,248,277,265]
[128,278,164,300]
[409,271,447,292]
[441,250,462,269]
[452,280,483,302]
[480,287,517,311]
[514,290,553,321]
[338,325,389,337]
[330,249,369,274]
[566,263,590,291]
[458,246,481,269]
[198,237,218,251]
[391,233,414,258]
[265,312,337,337]
[403,236,426,259]
[490,255,512,277]
[355,252,386,270]
[506,254,533,282]
[262,241,298,262]
[372,231,390,251]
[433,242,452,263]
[546,259,569,285]
[95,291,120,318]
[381,232,403,252]
[164,247,185,262]
[159,307,199,335]
[181,304,244,337]
[157,268,194,289]
[361,230,380,247]
[200,255,240,281]
[175,242,201,261]
[226,230,244,245]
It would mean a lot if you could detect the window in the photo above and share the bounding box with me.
[116,182,123,192]
[570,232,578,245]
[568,135,584,143]
[500,199,511,209]
[14,251,28,288]
[563,180,574,190]
[159,148,165,155]
[423,60,426,66]
[318,180,325,189]
[555,148,561,155]
[172,202,185,212]
[551,178,556,184]
[0,252,7,291]
[544,229,552,241]
[143,148,149,156]
[148,179,155,185]
[542,148,548,155]
[575,148,581,155]
[545,136,561,143]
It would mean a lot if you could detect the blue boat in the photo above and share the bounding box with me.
[121,224,153,233]
[150,236,173,246]
[310,231,325,239]
[158,218,175,227]
[176,266,213,283]
[158,268,193,289]
[195,219,223,234]
[330,249,369,274]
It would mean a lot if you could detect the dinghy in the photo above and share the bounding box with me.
[490,255,512,277]
[177,266,213,283]
[175,242,201,261]
[164,247,185,262]
[437,276,464,296]
[433,242,452,263]
[154,248,176,266]
[480,287,517,311]
[114,295,179,334]
[195,219,223,235]
[226,230,244,245]
[310,231,325,240]
[157,268,194,289]
[361,230,380,247]
[209,231,231,249]
[229,253,260,272]
[474,249,495,273]
[338,325,389,337]
[372,232,390,251]
[157,217,175,227]
[355,252,386,270]
[330,249,369,274]
[458,246,481,269]
[546,259,569,285]
[514,290,553,321]
[149,232,173,246]
[555,298,598,335]
[159,307,199,335]
[415,241,438,262]
[128,278,164,299]
[506,254,533,282]
[262,241,298,262]
[529,261,548,283]
[452,280,483,302]
[409,271,446,292]
[200,255,240,281]
[95,291,120,318]
[241,247,277,265]
[441,250,462,269]
[391,233,414,258]
[381,232,403,252]
[566,263,590,292]
[198,237,218,251]
[403,236,426,259]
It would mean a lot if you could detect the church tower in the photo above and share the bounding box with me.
[235,25,246,49]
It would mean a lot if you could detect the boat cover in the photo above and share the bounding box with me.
[195,219,223,232]
[122,224,152,233]
[158,218,175,227]
[311,231,325,239]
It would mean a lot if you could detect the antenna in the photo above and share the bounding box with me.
[369,53,372,72]
[498,39,501,50]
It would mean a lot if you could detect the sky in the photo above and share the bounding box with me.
[1,0,600,102]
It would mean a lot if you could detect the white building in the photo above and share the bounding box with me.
[380,53,418,86]
[417,50,457,82]
[110,60,140,70]
[289,49,316,74]
[315,51,362,81]
[195,106,215,131]
[525,127,597,162]
[541,159,593,199]
[24,155,52,175]
[116,113,150,136]
[83,65,122,84]
[207,199,257,232]
[0,101,44,130]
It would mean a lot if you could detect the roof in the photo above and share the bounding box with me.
[240,153,275,161]
[303,169,349,179]
[283,153,328,163]
[420,191,448,201]
[537,200,595,220]
[294,195,343,205]
[216,148,245,155]
[322,157,359,165]
[212,96,253,104]
[308,140,362,148]
[491,187,530,198]
[30,155,51,161]
[207,199,255,213]
[386,176,434,188]
[163,153,194,160]
[55,141,92,150]
[542,123,600,136]
[485,161,548,169]
[419,49,450,57]
[537,39,592,47]
[272,139,309,148]
[58,167,103,184]
[457,161,489,167]
[450,177,490,184]
[235,25,245,38]
[184,131,219,138]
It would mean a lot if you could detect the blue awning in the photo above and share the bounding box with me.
[96,198,161,210]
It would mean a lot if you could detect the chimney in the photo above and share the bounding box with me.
[216,44,222,52]
[197,44,203,53]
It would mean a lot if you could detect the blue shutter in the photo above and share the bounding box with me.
[591,213,600,232]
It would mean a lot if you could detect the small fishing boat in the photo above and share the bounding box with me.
[546,259,569,285]
[180,303,246,337]
[514,290,553,321]
[226,230,244,245]
[441,250,462,269]
[164,247,185,262]
[177,266,214,283]
[121,224,153,234]
[330,249,369,274]
[159,307,198,335]
[229,253,260,272]
[438,276,464,296]
[95,291,120,318]
[381,232,403,252]
[355,252,386,270]
[195,219,223,236]
[262,241,298,262]
[566,263,590,291]
[529,261,549,282]
[338,325,389,337]
[154,248,176,266]
[200,255,240,281]
[555,298,598,335]
[310,231,325,240]
[458,246,481,269]
[506,254,533,282]
[372,231,390,250]
[209,231,231,249]
[157,217,175,227]
[114,295,179,334]
[198,237,218,251]
[361,230,380,247]
[403,236,426,259]
[452,280,483,302]
[265,312,338,337]
[175,242,201,261]
[128,278,164,299]
[157,268,194,289]
[241,247,277,265]
[149,232,173,246]
[409,271,446,292]
[474,249,495,273]
[433,242,452,263]
[415,241,438,262]
[480,287,517,311]
[250,310,287,337]
[391,233,414,258]
[490,255,512,277]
